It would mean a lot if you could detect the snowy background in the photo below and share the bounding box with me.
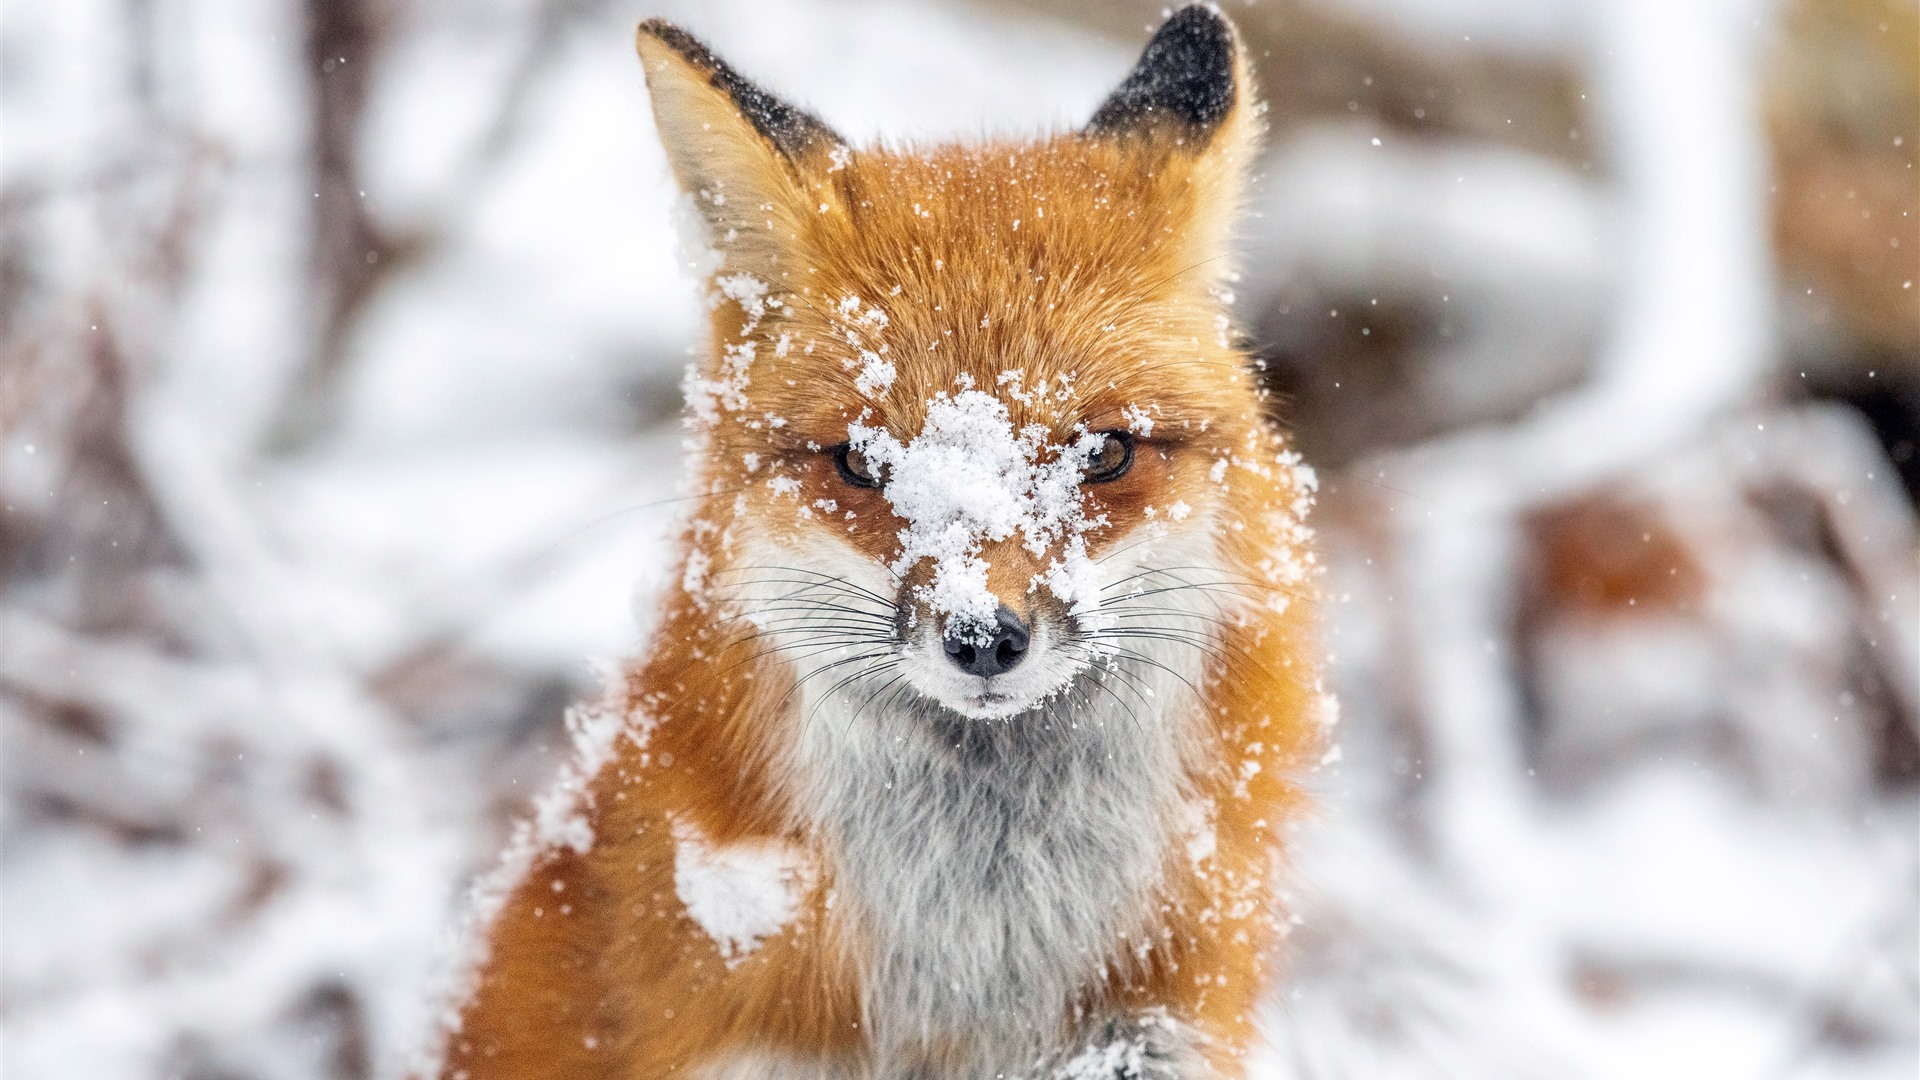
[3,0,1916,1076]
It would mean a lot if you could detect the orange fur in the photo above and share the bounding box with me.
[438,9,1323,1079]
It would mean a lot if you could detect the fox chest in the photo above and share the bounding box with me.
[796,703,1195,1067]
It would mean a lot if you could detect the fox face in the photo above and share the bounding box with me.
[639,9,1287,724]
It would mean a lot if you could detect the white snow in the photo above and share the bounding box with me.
[848,389,1108,630]
[1181,800,1219,869]
[1050,1010,1192,1080]
[855,355,898,397]
[669,818,814,965]
[415,670,654,1076]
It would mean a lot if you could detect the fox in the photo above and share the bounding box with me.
[431,6,1327,1080]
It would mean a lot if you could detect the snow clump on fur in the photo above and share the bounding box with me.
[848,389,1108,637]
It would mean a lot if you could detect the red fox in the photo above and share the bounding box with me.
[433,6,1325,1078]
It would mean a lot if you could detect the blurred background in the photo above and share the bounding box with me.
[2,0,1915,1076]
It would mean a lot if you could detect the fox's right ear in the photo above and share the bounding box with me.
[635,20,844,278]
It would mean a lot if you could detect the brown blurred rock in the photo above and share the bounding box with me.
[1516,406,1920,802]
[1530,496,1707,619]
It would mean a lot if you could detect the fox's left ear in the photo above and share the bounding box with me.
[636,20,845,280]
[1085,5,1260,263]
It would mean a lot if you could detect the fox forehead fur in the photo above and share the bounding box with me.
[433,7,1327,1080]
[667,50,1265,576]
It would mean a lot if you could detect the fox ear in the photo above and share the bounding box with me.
[635,20,844,277]
[1086,5,1259,260]
[1087,4,1245,139]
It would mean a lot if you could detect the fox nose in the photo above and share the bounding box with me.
[943,606,1030,678]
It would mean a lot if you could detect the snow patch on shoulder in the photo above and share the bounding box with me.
[671,818,814,965]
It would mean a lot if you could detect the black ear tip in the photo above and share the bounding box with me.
[635,18,707,68]
[1086,3,1240,137]
[635,18,843,160]
[1163,3,1235,39]
[635,17,678,40]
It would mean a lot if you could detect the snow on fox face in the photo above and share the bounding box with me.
[836,386,1127,717]
[679,138,1295,721]
[846,388,1108,627]
[715,343,1252,721]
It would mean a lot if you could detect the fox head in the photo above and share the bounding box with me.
[636,6,1309,723]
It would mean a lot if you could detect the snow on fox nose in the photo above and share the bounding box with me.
[848,387,1107,628]
[942,605,1031,678]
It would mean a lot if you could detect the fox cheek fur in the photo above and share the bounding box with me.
[431,7,1328,1080]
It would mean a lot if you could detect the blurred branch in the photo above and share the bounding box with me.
[266,0,411,453]
[264,0,619,455]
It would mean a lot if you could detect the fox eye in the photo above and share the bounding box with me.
[1083,431,1134,483]
[833,443,881,488]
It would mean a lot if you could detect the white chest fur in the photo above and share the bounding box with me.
[791,653,1208,1073]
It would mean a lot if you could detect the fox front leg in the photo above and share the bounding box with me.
[1046,1011,1211,1080]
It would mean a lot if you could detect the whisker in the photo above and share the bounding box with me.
[751,639,893,670]
[1101,579,1310,609]
[713,597,897,622]
[714,568,890,599]
[736,618,897,637]
[712,585,892,605]
[1087,622,1293,688]
[1088,628,1234,667]
[715,565,897,608]
[1102,606,1223,623]
[1071,660,1146,736]
[848,669,909,731]
[778,649,898,712]
[1091,529,1191,569]
[1099,562,1218,595]
[806,657,901,731]
[1101,564,1311,601]
[1063,644,1160,717]
[879,677,916,723]
[1074,640,1207,702]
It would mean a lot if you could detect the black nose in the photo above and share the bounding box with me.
[943,605,1030,678]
